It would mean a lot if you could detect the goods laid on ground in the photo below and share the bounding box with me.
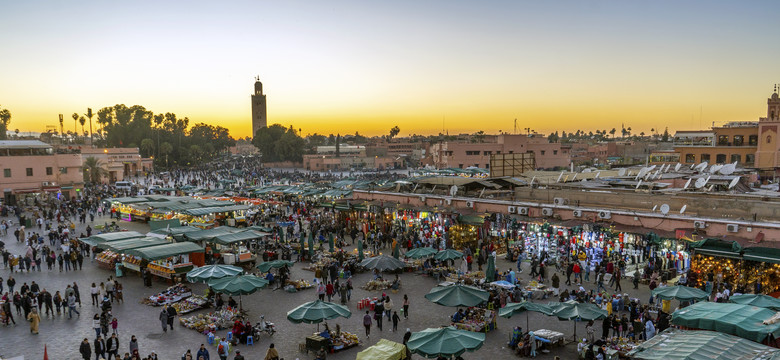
[331,331,359,350]
[142,284,192,306]
[285,279,314,290]
[452,307,497,332]
[362,279,393,291]
[172,295,209,314]
[180,307,241,333]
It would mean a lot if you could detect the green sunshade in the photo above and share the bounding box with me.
[287,300,352,324]
[743,247,780,264]
[148,226,200,240]
[80,231,146,247]
[212,230,266,245]
[729,294,780,311]
[407,326,485,359]
[651,285,709,302]
[425,284,489,307]
[671,302,780,343]
[690,238,743,259]
[485,255,496,282]
[184,226,241,242]
[207,275,269,296]
[548,301,608,321]
[101,237,169,252]
[183,204,250,216]
[628,328,780,360]
[356,339,406,360]
[125,242,204,260]
[186,264,243,283]
[499,302,554,318]
[359,255,406,272]
[434,249,464,262]
[256,260,295,273]
[405,247,438,259]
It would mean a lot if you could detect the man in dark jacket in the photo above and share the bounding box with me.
[79,338,92,360]
[106,333,120,358]
[94,335,106,360]
[166,304,177,330]
[196,343,210,360]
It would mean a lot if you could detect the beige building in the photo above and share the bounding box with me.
[430,134,571,170]
[81,147,152,182]
[0,140,84,203]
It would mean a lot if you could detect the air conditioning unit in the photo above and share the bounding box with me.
[573,209,583,218]
[542,208,554,217]
[420,196,426,202]
[693,221,706,229]
[553,197,569,206]
[445,198,452,205]
[518,207,529,216]
[507,206,517,214]
[466,201,475,209]
[726,224,739,233]
[598,210,611,219]
[42,182,51,186]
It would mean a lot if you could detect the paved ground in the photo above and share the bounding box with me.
[0,214,658,360]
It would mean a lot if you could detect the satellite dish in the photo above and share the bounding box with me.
[680,205,687,214]
[648,165,657,171]
[694,178,707,189]
[660,204,670,215]
[636,167,649,180]
[556,171,564,183]
[529,176,536,186]
[653,170,661,179]
[652,205,658,212]
[710,164,723,173]
[449,185,458,197]
[595,171,601,179]
[683,178,692,189]
[720,162,736,175]
[618,168,626,176]
[572,172,578,180]
[728,177,740,189]
[582,168,592,173]
[674,163,682,172]
[636,180,643,189]
[694,162,708,172]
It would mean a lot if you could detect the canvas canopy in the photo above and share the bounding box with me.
[184,226,241,242]
[124,242,204,261]
[211,230,267,245]
[628,328,780,360]
[101,237,169,252]
[671,302,780,343]
[356,339,407,360]
[744,247,780,264]
[80,231,146,247]
[182,204,250,216]
[689,238,743,259]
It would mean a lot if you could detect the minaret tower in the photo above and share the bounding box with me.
[251,76,267,138]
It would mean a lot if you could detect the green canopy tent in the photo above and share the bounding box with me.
[671,302,780,343]
[183,226,242,243]
[651,285,709,302]
[628,328,780,360]
[425,284,489,308]
[729,294,780,311]
[186,264,243,283]
[125,242,204,261]
[79,231,146,247]
[407,326,486,359]
[328,233,334,252]
[102,237,169,252]
[689,238,743,259]
[743,246,780,264]
[547,300,608,340]
[287,299,352,331]
[485,255,496,282]
[359,255,405,272]
[358,239,364,261]
[405,247,437,259]
[207,275,269,310]
[498,301,554,330]
[434,249,464,262]
[211,230,267,246]
[256,259,294,273]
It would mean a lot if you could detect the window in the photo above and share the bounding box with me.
[540,150,546,155]
[458,164,464,169]
[718,135,729,146]
[746,154,755,164]
[733,135,744,146]
[483,151,492,155]
[485,164,490,168]
[60,167,68,174]
[465,151,480,156]
[730,154,741,163]
[700,154,711,162]
[685,154,695,163]
[553,150,558,155]
[749,135,758,146]
[46,167,53,175]
[716,154,727,163]
[508,151,513,154]
[26,168,33,176]
[496,151,501,154]
[3,169,10,178]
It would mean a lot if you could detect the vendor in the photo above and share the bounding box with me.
[265,271,274,285]
[451,309,465,323]
[227,296,237,309]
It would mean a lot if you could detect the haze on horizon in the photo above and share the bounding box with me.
[1,1,779,139]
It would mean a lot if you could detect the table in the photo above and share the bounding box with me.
[306,335,329,354]
[533,329,565,347]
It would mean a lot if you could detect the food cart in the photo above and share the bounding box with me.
[125,242,205,280]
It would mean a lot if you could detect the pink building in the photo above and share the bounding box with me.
[430,134,570,170]
[0,140,84,204]
[81,147,153,182]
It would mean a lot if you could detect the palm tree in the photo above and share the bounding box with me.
[86,108,94,144]
[0,105,10,140]
[71,113,79,136]
[140,138,155,157]
[609,128,616,139]
[79,116,86,141]
[159,142,173,168]
[82,156,108,184]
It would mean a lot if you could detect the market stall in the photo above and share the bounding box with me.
[210,230,267,265]
[142,284,193,306]
[628,328,780,359]
[125,242,204,280]
[79,231,146,247]
[180,307,242,333]
[452,307,497,332]
[671,302,780,346]
[287,300,355,354]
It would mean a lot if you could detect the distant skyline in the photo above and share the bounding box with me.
[1,1,779,139]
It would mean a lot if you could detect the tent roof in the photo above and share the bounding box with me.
[182,204,250,216]
[671,302,780,343]
[184,226,242,242]
[102,237,169,252]
[356,339,406,360]
[79,231,146,247]
[211,230,268,245]
[124,242,204,260]
[628,328,780,360]
[744,247,780,264]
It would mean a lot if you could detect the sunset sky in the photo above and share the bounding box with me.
[1,1,779,139]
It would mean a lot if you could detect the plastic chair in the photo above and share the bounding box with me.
[207,333,215,345]
[247,336,254,345]
[226,331,234,341]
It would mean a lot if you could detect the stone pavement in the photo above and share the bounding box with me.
[0,214,658,360]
